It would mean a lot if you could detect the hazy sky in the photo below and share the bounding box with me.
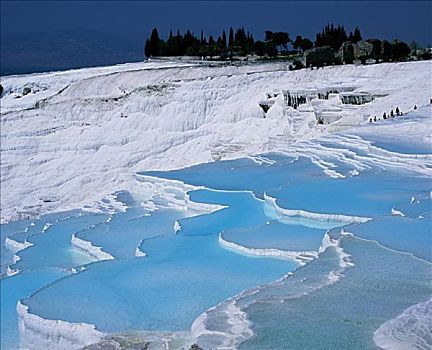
[1,1,431,46]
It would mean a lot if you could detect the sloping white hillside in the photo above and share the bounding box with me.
[1,60,431,222]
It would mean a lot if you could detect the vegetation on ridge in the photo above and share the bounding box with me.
[144,24,431,67]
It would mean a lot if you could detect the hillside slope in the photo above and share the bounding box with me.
[1,60,431,222]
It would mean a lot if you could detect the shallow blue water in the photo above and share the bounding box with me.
[269,172,430,217]
[142,155,324,199]
[239,235,431,350]
[1,269,69,350]
[143,154,430,219]
[26,235,294,333]
[11,212,107,272]
[0,212,79,277]
[23,190,298,333]
[1,220,30,277]
[371,140,432,154]
[1,144,431,349]
[347,216,432,262]
[222,220,326,252]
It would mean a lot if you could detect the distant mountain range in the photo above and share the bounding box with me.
[1,29,144,76]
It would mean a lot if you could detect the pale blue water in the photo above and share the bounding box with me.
[22,190,297,333]
[26,236,294,332]
[143,155,430,218]
[1,219,30,277]
[1,211,80,277]
[347,216,432,262]
[222,220,326,252]
[1,269,69,350]
[372,140,432,154]
[269,173,430,218]
[1,139,431,349]
[11,212,107,272]
[239,235,431,350]
[142,155,324,199]
[398,190,431,218]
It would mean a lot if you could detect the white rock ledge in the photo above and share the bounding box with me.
[264,194,370,224]
[219,233,318,265]
[17,301,104,350]
[5,237,33,252]
[71,234,114,261]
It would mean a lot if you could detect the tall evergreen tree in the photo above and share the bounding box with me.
[353,27,362,43]
[175,29,182,55]
[149,27,160,56]
[229,27,234,48]
[222,30,227,48]
[144,39,151,58]
[166,30,177,55]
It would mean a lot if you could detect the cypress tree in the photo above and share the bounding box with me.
[229,27,234,48]
[167,30,176,55]
[353,27,362,43]
[222,30,227,48]
[241,27,246,45]
[149,27,160,56]
[176,29,182,55]
[144,38,151,58]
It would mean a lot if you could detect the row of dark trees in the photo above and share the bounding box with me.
[315,24,362,49]
[145,27,282,58]
[144,24,422,61]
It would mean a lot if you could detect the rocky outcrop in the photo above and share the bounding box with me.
[305,40,396,66]
[353,41,374,61]
[339,40,395,63]
[304,46,337,67]
[304,42,377,66]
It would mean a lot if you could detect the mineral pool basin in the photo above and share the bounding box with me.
[22,189,304,334]
[6,149,432,348]
[239,234,432,350]
[141,155,430,219]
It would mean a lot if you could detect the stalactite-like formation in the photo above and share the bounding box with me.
[283,91,308,109]
[317,89,339,100]
[340,93,374,105]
